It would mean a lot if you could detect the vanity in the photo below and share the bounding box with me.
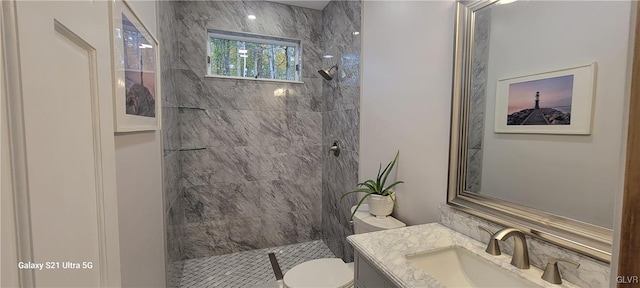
[348,223,579,288]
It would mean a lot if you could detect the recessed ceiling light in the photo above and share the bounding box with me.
[248,15,257,20]
[323,55,334,59]
[353,31,360,35]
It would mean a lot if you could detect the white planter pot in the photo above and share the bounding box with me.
[367,193,395,218]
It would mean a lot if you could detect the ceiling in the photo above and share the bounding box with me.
[266,0,331,10]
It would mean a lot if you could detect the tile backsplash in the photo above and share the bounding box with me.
[439,204,610,287]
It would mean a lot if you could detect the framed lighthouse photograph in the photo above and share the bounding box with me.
[494,63,596,135]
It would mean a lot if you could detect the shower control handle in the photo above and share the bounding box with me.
[329,141,340,157]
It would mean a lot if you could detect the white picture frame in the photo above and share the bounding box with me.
[110,0,161,132]
[494,63,596,135]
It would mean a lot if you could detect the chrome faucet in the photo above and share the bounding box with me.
[493,228,530,269]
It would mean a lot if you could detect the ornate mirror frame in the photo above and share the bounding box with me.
[447,0,613,262]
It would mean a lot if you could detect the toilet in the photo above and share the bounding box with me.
[282,204,406,288]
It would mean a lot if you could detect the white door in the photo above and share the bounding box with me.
[10,1,121,286]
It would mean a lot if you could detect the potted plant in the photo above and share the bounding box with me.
[341,151,403,219]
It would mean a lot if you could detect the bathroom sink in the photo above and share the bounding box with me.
[406,246,537,288]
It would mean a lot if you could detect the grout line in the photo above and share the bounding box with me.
[165,188,183,215]
[164,148,181,159]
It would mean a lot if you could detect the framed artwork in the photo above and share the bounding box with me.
[494,63,596,135]
[110,0,161,132]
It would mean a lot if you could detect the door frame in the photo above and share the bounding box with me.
[618,1,640,286]
[1,0,35,286]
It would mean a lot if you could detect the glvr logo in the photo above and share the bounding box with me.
[617,276,639,284]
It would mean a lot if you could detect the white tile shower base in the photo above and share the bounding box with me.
[179,240,337,288]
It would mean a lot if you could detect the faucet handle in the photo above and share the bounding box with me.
[541,258,580,284]
[478,226,501,255]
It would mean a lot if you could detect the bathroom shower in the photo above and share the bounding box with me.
[318,64,338,80]
[160,0,361,286]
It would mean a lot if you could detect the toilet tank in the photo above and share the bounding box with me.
[351,204,406,234]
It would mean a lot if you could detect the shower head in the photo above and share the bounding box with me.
[318,64,338,81]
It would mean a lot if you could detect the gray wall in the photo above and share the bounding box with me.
[114,1,167,287]
[360,1,454,225]
[480,1,630,228]
[321,0,361,262]
[159,0,186,287]
[176,0,324,259]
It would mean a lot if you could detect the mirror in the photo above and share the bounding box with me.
[448,0,631,262]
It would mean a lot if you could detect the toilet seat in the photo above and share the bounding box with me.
[283,258,353,288]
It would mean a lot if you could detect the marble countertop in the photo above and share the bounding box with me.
[347,223,579,288]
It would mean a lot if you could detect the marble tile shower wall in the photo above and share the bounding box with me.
[321,0,361,263]
[176,1,325,259]
[159,0,186,287]
[465,8,490,193]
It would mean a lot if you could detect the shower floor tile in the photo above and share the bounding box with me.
[179,240,336,288]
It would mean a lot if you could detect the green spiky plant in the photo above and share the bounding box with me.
[341,151,403,220]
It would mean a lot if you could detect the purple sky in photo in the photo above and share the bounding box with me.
[508,74,574,114]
